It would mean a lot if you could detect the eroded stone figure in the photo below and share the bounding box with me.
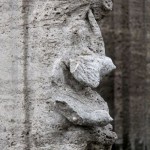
[29,0,117,149]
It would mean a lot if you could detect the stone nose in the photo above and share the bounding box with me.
[102,0,113,11]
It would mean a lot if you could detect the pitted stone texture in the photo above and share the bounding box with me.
[0,0,116,150]
[0,0,28,149]
[91,0,113,19]
[70,55,116,88]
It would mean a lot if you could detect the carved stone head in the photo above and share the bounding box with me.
[29,0,117,149]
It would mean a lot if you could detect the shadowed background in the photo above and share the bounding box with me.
[98,0,150,150]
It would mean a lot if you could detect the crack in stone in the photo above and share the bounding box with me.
[22,0,30,149]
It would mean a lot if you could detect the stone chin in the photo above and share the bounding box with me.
[55,100,113,127]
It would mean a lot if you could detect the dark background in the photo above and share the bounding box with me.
[98,0,150,150]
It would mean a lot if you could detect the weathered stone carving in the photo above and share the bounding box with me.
[69,55,116,88]
[0,0,117,149]
[47,0,117,149]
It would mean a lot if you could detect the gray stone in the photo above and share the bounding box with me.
[0,0,117,149]
[70,55,116,88]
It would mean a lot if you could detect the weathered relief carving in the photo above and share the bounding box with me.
[46,0,117,149]
[12,0,118,149]
[69,55,115,88]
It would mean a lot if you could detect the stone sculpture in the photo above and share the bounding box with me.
[0,0,116,149]
[45,0,117,149]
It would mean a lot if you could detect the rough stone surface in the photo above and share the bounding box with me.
[0,0,117,149]
[70,55,116,88]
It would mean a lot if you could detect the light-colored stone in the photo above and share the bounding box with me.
[70,55,116,88]
[0,0,117,149]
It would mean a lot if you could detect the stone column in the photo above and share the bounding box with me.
[0,0,27,149]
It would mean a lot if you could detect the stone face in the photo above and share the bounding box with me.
[0,0,116,149]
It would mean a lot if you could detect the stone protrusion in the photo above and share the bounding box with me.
[69,55,116,88]
[55,100,113,127]
[0,0,116,149]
